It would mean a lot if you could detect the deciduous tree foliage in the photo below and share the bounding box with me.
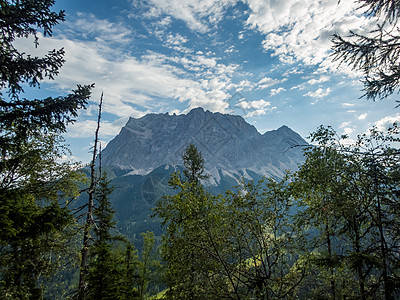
[156,145,230,299]
[157,130,400,299]
[156,145,307,299]
[223,178,307,299]
[293,125,400,299]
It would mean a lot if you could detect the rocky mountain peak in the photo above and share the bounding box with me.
[100,108,307,179]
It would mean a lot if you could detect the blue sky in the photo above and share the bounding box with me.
[17,0,400,163]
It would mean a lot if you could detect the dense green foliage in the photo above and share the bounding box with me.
[156,129,400,299]
[156,144,306,299]
[293,125,400,299]
[1,0,399,299]
[82,173,161,300]
[0,0,93,298]
[85,173,125,299]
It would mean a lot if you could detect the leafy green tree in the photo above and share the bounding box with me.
[331,0,400,102]
[155,172,222,299]
[293,125,400,299]
[350,125,400,299]
[135,231,160,299]
[0,0,93,297]
[292,129,363,299]
[223,178,307,299]
[156,146,229,299]
[157,145,306,299]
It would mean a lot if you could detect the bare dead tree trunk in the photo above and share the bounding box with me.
[78,93,103,300]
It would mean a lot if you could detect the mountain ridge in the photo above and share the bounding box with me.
[90,108,309,243]
[101,107,307,180]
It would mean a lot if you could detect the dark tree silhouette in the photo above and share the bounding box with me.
[332,0,400,104]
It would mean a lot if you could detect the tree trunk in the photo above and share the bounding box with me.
[78,93,103,299]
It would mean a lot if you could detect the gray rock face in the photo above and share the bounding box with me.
[101,107,307,179]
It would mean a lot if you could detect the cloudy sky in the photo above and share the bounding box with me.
[18,0,400,162]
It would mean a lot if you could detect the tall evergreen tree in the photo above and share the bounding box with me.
[86,173,124,300]
[0,1,93,297]
[182,144,210,185]
[86,174,160,300]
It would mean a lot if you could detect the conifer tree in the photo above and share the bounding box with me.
[331,0,400,103]
[86,173,124,300]
[182,144,210,185]
[86,174,159,300]
[0,1,92,297]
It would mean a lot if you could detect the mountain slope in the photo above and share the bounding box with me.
[101,107,307,180]
[97,108,308,245]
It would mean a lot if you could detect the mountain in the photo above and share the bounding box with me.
[97,108,308,245]
[101,107,306,181]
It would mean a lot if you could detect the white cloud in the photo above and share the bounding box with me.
[243,0,374,70]
[236,99,271,110]
[258,77,282,89]
[68,13,133,44]
[270,87,286,96]
[291,83,306,91]
[14,15,242,118]
[245,108,275,117]
[283,67,303,76]
[196,55,218,68]
[234,79,256,91]
[304,87,331,98]
[146,0,237,33]
[66,118,130,138]
[165,33,188,45]
[174,84,230,112]
[343,127,354,135]
[224,45,237,53]
[374,114,400,131]
[341,102,356,107]
[235,99,275,117]
[142,0,375,74]
[339,121,351,128]
[358,113,368,120]
[307,75,329,85]
[158,16,172,27]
